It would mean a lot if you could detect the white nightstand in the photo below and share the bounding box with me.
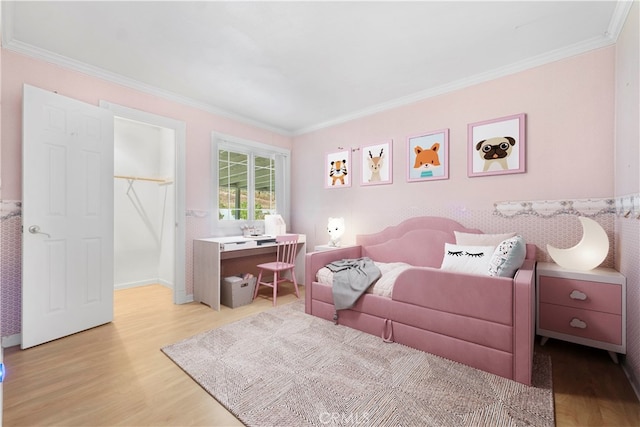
[313,244,355,252]
[536,262,626,363]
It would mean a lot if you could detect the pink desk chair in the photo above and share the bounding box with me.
[253,234,300,306]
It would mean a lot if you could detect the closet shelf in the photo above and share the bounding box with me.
[114,175,173,185]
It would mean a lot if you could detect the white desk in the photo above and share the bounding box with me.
[193,234,306,310]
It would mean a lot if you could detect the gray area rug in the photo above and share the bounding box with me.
[162,301,554,426]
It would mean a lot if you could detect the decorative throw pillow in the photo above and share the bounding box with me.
[440,243,495,276]
[488,236,527,277]
[454,231,517,246]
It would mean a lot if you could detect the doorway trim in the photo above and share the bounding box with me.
[99,101,188,304]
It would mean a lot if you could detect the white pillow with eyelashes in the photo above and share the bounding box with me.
[440,243,495,276]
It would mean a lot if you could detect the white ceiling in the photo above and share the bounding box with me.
[1,1,630,135]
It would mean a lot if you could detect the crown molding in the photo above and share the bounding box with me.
[294,33,616,136]
[607,0,634,41]
[1,38,293,136]
[3,0,631,138]
[295,1,633,136]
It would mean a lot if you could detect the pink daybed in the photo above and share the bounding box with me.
[304,216,536,385]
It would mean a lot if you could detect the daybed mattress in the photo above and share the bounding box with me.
[316,261,411,298]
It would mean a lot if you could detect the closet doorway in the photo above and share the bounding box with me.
[100,102,187,304]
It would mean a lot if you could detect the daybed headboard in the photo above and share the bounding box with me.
[357,217,482,268]
[356,216,536,267]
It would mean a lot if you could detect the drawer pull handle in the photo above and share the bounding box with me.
[569,290,587,301]
[570,318,587,329]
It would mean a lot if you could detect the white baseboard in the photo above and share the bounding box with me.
[175,291,193,304]
[158,279,174,290]
[115,279,192,303]
[2,334,21,348]
[115,279,175,291]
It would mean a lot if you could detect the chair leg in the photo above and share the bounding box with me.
[253,269,263,300]
[291,269,300,299]
[272,271,278,306]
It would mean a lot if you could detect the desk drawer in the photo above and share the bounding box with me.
[538,303,622,345]
[221,240,258,251]
[538,276,621,314]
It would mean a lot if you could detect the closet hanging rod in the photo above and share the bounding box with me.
[114,175,173,185]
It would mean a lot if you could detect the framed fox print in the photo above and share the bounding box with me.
[468,113,526,177]
[407,129,449,182]
[325,149,351,188]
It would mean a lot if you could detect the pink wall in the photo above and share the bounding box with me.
[0,44,625,349]
[291,47,616,247]
[1,10,638,399]
[0,50,292,205]
[0,49,292,338]
[615,2,640,197]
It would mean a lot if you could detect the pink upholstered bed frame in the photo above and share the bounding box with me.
[304,216,536,385]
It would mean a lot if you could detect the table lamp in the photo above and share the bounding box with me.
[327,217,345,247]
[546,216,608,271]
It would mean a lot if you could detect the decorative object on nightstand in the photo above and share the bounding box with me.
[314,244,355,252]
[327,217,345,247]
[536,261,626,363]
[546,216,609,271]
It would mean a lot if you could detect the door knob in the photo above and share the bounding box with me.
[28,225,51,238]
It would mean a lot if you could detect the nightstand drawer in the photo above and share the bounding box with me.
[538,303,622,345]
[539,276,621,314]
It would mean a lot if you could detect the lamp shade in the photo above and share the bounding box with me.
[546,217,608,271]
[327,217,345,247]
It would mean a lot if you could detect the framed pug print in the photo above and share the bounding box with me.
[468,113,526,177]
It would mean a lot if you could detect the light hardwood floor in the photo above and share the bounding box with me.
[4,284,640,426]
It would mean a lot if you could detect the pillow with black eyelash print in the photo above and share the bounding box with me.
[465,251,485,258]
[441,242,495,276]
[447,250,485,258]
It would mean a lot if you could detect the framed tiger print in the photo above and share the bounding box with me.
[325,149,351,188]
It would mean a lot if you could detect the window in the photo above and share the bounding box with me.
[212,133,290,229]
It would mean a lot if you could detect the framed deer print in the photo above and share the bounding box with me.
[407,129,449,182]
[360,140,392,186]
[468,113,526,177]
[325,149,351,188]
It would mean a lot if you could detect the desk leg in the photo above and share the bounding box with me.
[193,240,222,311]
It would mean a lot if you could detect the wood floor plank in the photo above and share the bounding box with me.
[4,284,640,426]
[536,338,640,426]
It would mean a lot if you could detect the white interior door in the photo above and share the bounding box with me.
[22,84,114,349]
